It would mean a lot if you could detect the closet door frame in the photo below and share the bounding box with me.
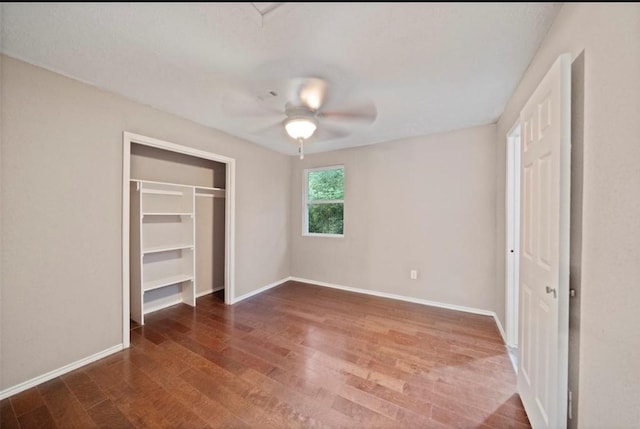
[121,132,236,348]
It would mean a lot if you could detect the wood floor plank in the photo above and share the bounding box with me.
[85,399,136,429]
[133,325,168,345]
[331,395,397,427]
[110,360,207,429]
[17,404,59,429]
[131,344,251,428]
[346,374,435,418]
[180,367,282,429]
[84,358,176,428]
[61,371,107,410]
[1,399,21,429]
[8,387,45,417]
[242,367,356,428]
[37,378,97,428]
[3,281,529,428]
[431,404,494,429]
[239,368,338,429]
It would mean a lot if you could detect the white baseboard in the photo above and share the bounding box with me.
[196,286,224,298]
[493,313,507,344]
[290,276,496,317]
[231,277,290,304]
[196,289,212,298]
[0,344,123,400]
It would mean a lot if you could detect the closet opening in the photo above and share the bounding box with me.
[122,132,235,348]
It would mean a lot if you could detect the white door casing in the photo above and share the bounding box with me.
[518,54,571,429]
[506,123,522,348]
[122,132,236,349]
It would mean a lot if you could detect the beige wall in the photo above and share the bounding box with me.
[131,142,224,188]
[290,124,498,312]
[494,4,640,427]
[0,56,291,391]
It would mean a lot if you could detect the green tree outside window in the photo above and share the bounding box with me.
[305,167,344,235]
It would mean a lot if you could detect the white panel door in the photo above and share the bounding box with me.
[518,54,571,429]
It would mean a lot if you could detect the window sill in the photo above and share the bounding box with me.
[303,233,344,239]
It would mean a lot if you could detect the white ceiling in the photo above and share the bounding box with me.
[1,3,561,155]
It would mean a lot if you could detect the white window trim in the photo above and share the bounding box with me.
[303,165,345,238]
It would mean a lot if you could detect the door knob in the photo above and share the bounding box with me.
[546,286,557,298]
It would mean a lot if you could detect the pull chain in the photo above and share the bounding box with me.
[298,138,304,160]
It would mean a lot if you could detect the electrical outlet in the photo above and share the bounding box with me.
[410,270,418,280]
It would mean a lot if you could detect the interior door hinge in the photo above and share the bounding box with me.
[568,390,573,420]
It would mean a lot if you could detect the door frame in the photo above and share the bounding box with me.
[121,131,236,348]
[505,121,522,349]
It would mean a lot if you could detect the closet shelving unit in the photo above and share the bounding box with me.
[130,179,225,324]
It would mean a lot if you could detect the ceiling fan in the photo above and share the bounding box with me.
[222,77,377,159]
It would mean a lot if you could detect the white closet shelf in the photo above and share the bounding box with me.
[131,179,192,189]
[142,212,193,217]
[195,193,225,198]
[195,187,226,198]
[143,274,193,292]
[195,186,225,191]
[143,244,194,254]
[132,179,224,192]
[141,189,183,196]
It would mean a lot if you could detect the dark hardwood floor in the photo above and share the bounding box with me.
[1,281,530,428]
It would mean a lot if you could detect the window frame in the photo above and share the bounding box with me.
[303,165,345,238]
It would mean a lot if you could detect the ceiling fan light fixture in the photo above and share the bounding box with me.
[285,117,317,140]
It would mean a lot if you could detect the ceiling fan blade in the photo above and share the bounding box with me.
[221,92,284,118]
[251,121,287,138]
[318,101,377,123]
[288,77,329,111]
[311,123,350,142]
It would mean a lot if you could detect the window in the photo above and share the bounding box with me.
[304,166,344,236]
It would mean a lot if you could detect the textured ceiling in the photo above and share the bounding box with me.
[1,3,561,155]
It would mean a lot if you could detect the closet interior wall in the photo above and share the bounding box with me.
[130,143,226,307]
[196,166,226,295]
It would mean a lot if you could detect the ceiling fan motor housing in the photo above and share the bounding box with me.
[285,104,317,120]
